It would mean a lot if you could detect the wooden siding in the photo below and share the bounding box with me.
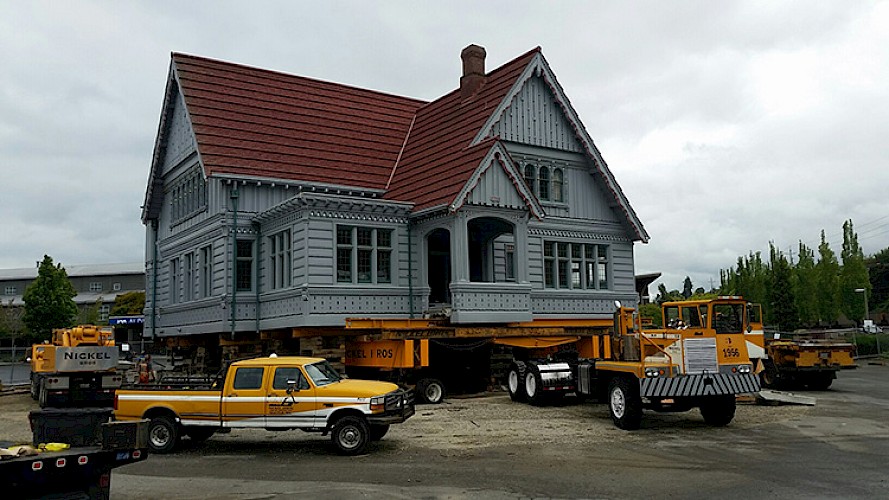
[466,160,528,209]
[160,89,198,177]
[490,75,583,153]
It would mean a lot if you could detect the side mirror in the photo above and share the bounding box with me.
[286,379,299,394]
[614,300,622,309]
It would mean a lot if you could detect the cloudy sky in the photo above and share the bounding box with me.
[2,1,887,294]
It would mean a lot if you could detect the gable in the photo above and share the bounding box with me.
[465,156,531,210]
[451,144,544,217]
[160,85,198,176]
[489,75,584,153]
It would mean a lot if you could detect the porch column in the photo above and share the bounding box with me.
[513,215,530,284]
[451,211,470,282]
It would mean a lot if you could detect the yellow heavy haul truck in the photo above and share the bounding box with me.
[30,325,123,408]
[344,297,763,429]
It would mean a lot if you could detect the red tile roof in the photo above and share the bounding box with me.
[384,48,541,210]
[172,53,425,190]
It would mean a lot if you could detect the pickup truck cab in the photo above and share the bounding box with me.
[114,355,414,455]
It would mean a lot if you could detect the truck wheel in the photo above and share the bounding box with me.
[507,363,527,402]
[760,360,778,389]
[700,395,736,426]
[148,416,181,454]
[416,378,445,404]
[525,365,547,406]
[607,377,642,430]
[184,427,216,443]
[331,415,369,455]
[38,379,49,408]
[369,424,390,441]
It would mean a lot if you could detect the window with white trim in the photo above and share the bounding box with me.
[336,226,392,284]
[4,286,16,295]
[99,304,110,322]
[236,240,254,292]
[543,241,610,290]
[269,230,292,290]
[89,282,102,292]
[112,282,121,291]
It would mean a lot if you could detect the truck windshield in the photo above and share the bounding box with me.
[304,361,343,386]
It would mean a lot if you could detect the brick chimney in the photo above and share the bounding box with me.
[460,44,486,99]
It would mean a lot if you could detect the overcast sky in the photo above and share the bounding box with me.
[2,1,887,294]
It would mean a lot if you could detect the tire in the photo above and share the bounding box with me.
[525,365,547,407]
[38,379,48,408]
[607,376,642,430]
[148,416,181,454]
[184,427,216,443]
[369,424,390,441]
[331,415,369,456]
[760,360,778,389]
[416,378,445,404]
[805,372,834,391]
[699,395,736,427]
[30,376,39,401]
[507,363,527,403]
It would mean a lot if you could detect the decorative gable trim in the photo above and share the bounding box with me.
[471,53,649,243]
[449,142,545,219]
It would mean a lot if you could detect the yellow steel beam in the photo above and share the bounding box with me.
[505,318,613,328]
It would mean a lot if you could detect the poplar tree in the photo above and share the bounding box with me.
[794,242,818,327]
[840,220,870,323]
[815,231,841,325]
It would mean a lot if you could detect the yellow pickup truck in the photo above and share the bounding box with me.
[114,355,414,455]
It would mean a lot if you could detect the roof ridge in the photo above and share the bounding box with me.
[172,52,429,105]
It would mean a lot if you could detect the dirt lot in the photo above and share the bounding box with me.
[0,389,807,450]
[3,366,888,498]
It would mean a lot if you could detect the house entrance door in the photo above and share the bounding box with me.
[427,228,451,304]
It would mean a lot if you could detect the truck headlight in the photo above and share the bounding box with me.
[645,368,665,378]
[370,396,385,412]
[737,365,752,374]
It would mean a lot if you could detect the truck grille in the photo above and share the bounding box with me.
[684,338,718,374]
[384,390,412,411]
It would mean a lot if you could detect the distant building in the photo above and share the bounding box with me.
[142,44,648,346]
[0,263,145,336]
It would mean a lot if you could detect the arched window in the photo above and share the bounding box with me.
[538,166,550,200]
[553,168,564,202]
[523,164,537,196]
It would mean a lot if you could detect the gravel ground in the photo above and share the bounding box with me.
[0,390,811,450]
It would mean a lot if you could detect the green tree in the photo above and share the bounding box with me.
[769,244,799,331]
[815,231,841,325]
[720,252,768,306]
[638,302,662,327]
[111,291,146,316]
[78,298,102,325]
[794,242,818,327]
[866,247,889,314]
[682,277,693,299]
[22,255,78,340]
[839,220,870,323]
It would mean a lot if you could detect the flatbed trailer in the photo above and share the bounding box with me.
[1,411,147,499]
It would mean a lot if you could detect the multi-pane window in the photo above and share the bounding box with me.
[99,304,110,322]
[269,230,292,290]
[523,163,564,203]
[538,166,550,200]
[236,240,254,292]
[553,169,564,202]
[505,244,516,281]
[200,245,212,298]
[170,258,179,304]
[170,169,208,224]
[184,253,194,301]
[336,226,392,284]
[524,165,537,196]
[89,282,103,292]
[4,286,16,295]
[543,241,610,290]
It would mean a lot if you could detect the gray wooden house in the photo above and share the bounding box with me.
[141,45,648,343]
